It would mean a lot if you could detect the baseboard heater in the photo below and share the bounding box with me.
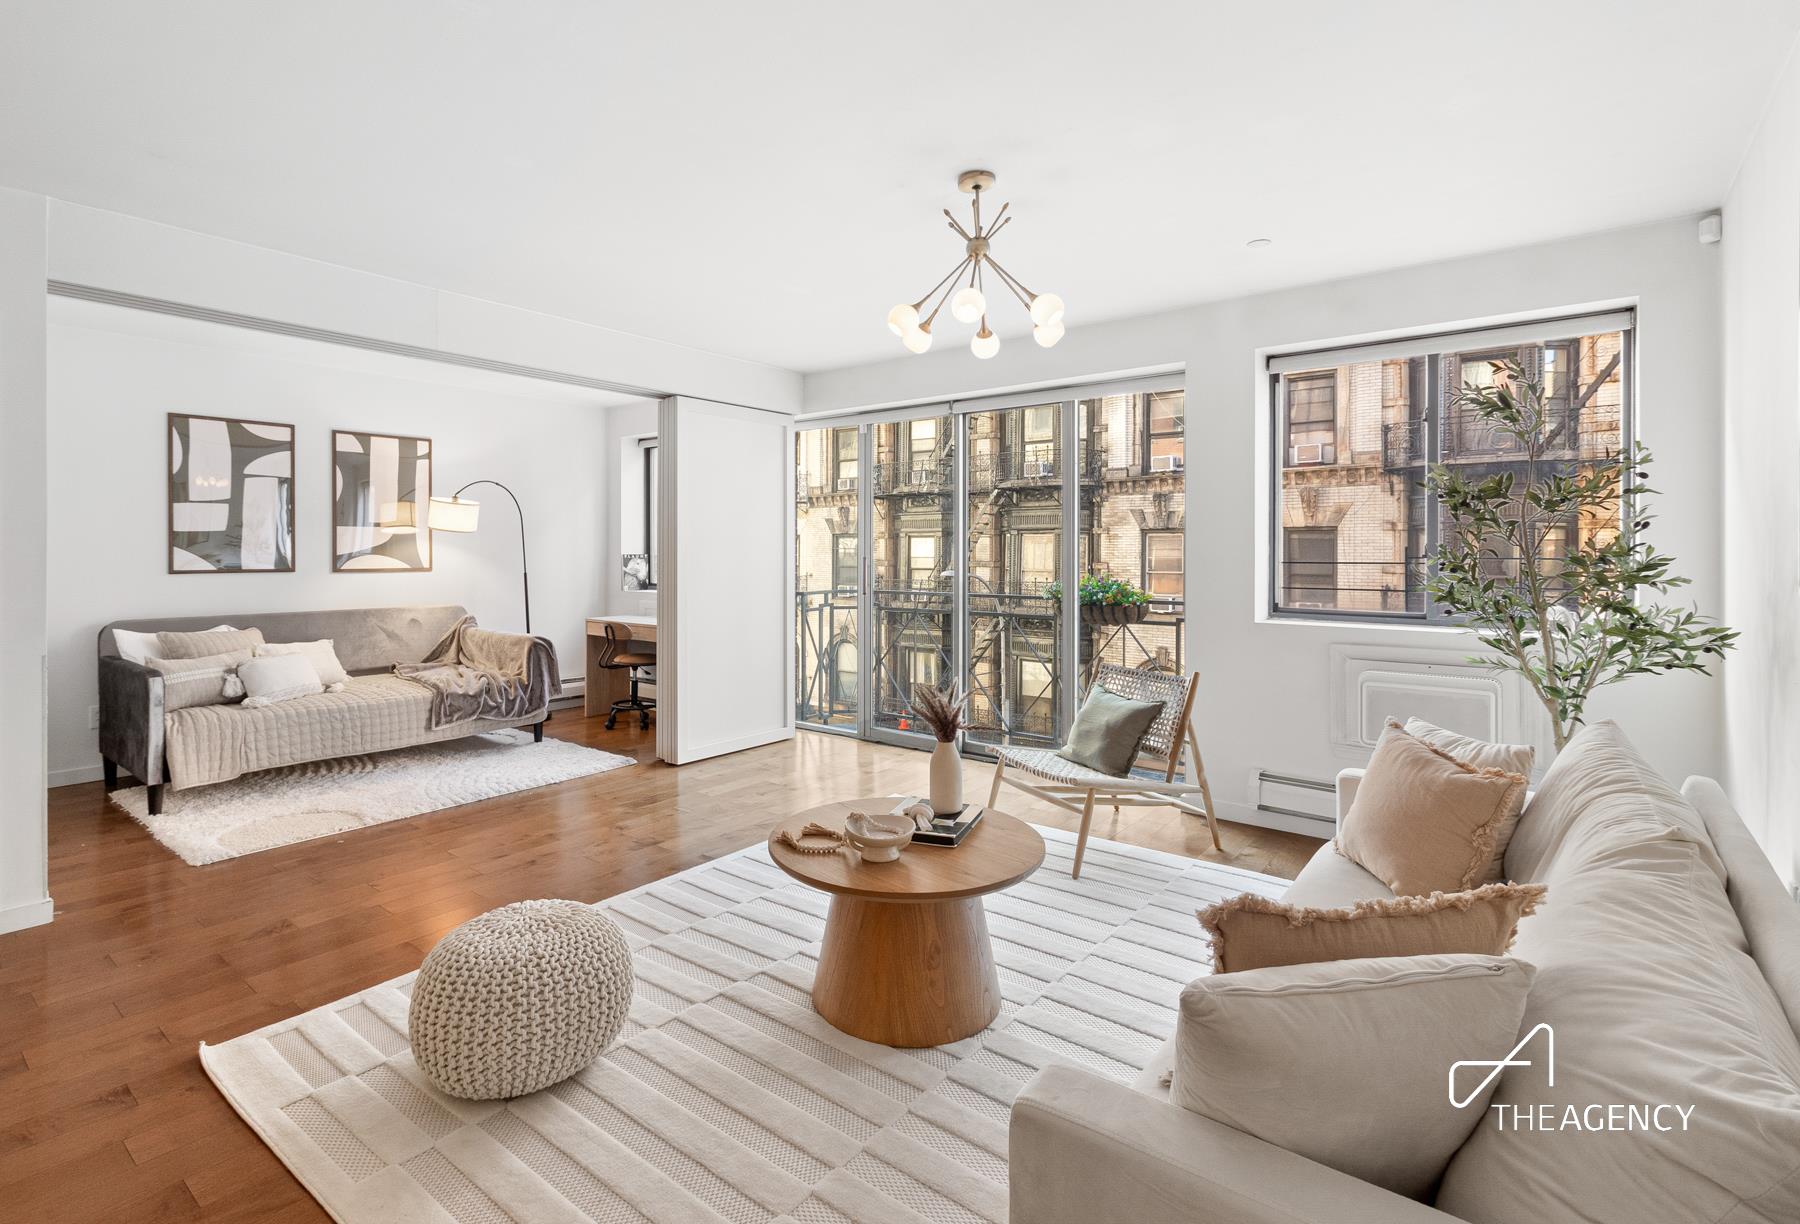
[1254,771,1338,828]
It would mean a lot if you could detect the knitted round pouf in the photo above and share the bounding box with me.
[408,899,633,1100]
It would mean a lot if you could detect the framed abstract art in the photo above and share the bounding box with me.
[167,413,296,573]
[332,429,432,571]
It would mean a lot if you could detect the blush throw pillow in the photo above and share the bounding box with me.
[1055,684,1164,776]
[1170,954,1536,1201]
[1336,721,1527,896]
[255,638,351,687]
[237,653,326,708]
[1404,717,1534,884]
[1197,883,1546,974]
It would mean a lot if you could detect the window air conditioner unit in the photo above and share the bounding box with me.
[1151,454,1183,472]
[910,468,934,486]
[836,477,855,491]
[1024,461,1055,477]
[1290,443,1324,465]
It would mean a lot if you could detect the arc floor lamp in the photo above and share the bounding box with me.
[429,481,532,632]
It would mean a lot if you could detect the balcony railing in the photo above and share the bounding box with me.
[969,446,1105,492]
[796,587,1187,740]
[1276,559,1427,615]
[872,459,951,496]
[1382,408,1597,472]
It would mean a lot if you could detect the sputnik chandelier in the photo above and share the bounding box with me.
[886,169,1065,359]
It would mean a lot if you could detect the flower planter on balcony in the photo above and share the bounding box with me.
[1081,603,1149,627]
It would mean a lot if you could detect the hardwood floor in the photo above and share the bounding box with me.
[0,716,1320,1222]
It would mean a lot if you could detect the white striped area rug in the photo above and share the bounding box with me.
[201,827,1285,1223]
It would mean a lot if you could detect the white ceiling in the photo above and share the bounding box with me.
[5,1,1797,374]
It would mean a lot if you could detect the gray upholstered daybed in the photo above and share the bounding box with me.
[98,605,557,814]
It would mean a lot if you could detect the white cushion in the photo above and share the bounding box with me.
[255,638,351,686]
[1171,954,1534,1201]
[1437,724,1800,1224]
[236,653,324,708]
[114,623,234,665]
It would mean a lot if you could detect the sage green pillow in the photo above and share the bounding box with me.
[1056,684,1164,776]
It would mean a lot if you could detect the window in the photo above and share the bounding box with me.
[908,418,938,471]
[833,428,857,489]
[1282,528,1337,606]
[832,640,858,704]
[1020,404,1056,470]
[1269,314,1631,622]
[1146,391,1184,472]
[1284,371,1336,466]
[905,533,938,585]
[832,534,857,591]
[1143,531,1183,599]
[1016,531,1057,592]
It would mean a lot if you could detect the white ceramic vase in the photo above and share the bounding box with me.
[929,740,963,816]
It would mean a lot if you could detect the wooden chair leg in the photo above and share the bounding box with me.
[987,760,1006,808]
[1072,789,1097,879]
[1188,723,1223,851]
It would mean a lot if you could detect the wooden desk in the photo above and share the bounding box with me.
[585,616,657,718]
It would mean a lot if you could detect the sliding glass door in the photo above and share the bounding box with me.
[795,378,1185,758]
[868,414,955,744]
[963,401,1066,750]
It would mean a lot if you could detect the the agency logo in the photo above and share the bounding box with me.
[1449,1023,1697,1133]
[1449,1022,1554,1108]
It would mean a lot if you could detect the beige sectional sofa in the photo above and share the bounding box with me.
[98,605,557,815]
[1009,720,1800,1223]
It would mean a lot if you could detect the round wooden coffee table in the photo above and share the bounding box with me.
[768,799,1045,1048]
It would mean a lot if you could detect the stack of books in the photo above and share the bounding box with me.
[889,797,985,847]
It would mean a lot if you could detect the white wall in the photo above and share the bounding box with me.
[806,217,1727,834]
[49,202,801,413]
[1722,42,1800,886]
[45,303,625,785]
[0,189,51,934]
[657,397,794,764]
[603,400,660,619]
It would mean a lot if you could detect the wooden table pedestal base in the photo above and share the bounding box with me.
[811,893,1002,1048]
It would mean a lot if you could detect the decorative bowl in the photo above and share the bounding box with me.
[843,810,913,863]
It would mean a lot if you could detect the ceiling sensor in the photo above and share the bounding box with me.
[1246,237,1273,248]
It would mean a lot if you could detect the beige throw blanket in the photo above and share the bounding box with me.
[394,616,561,728]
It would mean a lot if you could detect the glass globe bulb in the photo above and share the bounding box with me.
[951,286,986,324]
[1033,319,1065,348]
[886,303,919,337]
[971,328,1000,359]
[1029,292,1065,328]
[902,325,933,354]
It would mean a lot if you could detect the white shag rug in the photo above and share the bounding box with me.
[201,827,1285,1223]
[108,729,635,865]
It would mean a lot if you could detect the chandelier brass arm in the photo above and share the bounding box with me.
[885,169,1065,358]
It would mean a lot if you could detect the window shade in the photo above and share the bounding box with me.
[1266,309,1634,376]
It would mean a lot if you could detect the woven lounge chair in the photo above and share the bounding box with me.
[987,665,1221,878]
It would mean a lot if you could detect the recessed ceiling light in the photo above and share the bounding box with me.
[1246,237,1273,249]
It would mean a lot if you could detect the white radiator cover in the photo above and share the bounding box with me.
[1328,643,1551,773]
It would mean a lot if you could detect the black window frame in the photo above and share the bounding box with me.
[1143,391,1185,474]
[1141,529,1184,601]
[1283,371,1338,467]
[1267,320,1634,624]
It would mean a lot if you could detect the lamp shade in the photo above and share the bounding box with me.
[428,495,480,533]
[377,501,418,533]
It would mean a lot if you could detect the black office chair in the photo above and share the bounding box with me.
[598,623,656,730]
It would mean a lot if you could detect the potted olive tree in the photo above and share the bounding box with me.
[1425,360,1736,750]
